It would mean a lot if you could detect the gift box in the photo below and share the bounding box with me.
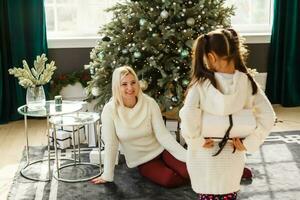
[49,129,71,149]
[165,120,185,145]
[89,149,119,165]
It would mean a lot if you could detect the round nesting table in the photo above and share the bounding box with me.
[49,112,102,182]
[17,100,83,182]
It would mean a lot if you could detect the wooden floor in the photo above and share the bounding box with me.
[0,105,300,199]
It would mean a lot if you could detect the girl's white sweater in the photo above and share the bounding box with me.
[101,93,186,181]
[179,71,276,194]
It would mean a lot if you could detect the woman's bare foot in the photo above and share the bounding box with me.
[90,177,107,184]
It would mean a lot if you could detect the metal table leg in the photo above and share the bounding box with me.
[20,115,51,182]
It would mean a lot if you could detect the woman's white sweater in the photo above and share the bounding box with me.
[179,71,276,194]
[101,93,186,182]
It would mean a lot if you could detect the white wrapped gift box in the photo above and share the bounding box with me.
[165,120,185,145]
[89,149,119,165]
[49,129,71,149]
[201,109,256,138]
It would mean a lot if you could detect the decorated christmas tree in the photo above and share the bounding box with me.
[85,0,234,112]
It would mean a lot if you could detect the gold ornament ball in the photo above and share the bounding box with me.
[139,79,148,91]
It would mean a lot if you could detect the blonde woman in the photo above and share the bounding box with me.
[91,66,189,188]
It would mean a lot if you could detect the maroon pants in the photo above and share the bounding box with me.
[138,150,189,188]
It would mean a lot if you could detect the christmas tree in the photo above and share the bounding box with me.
[85,0,234,112]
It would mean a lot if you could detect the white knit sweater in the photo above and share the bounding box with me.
[179,71,276,194]
[101,93,186,181]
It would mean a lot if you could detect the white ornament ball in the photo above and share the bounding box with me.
[160,10,169,19]
[91,87,101,96]
[134,51,141,58]
[186,17,195,26]
[122,49,128,54]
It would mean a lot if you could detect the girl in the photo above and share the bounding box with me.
[91,66,189,188]
[179,28,276,199]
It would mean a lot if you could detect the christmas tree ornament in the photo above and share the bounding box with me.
[180,49,189,58]
[89,67,95,75]
[91,87,101,96]
[160,10,169,19]
[134,51,142,58]
[171,96,179,103]
[139,79,148,91]
[186,17,195,26]
[139,18,146,26]
[102,36,111,42]
[185,40,193,48]
[122,49,128,54]
[182,79,189,87]
[98,52,104,60]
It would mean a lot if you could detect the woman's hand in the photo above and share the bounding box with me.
[90,177,107,184]
[232,138,246,151]
[203,138,214,148]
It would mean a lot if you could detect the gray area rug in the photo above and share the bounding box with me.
[7,131,300,200]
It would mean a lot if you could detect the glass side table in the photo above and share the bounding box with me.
[49,112,102,182]
[17,100,83,182]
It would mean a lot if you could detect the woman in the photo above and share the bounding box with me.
[91,66,189,188]
[179,28,276,199]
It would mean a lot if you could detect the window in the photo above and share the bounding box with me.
[45,0,121,38]
[45,0,273,47]
[226,0,273,34]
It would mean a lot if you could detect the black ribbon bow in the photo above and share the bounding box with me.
[212,114,233,156]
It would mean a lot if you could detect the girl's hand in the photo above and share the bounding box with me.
[90,177,107,184]
[232,138,246,151]
[203,138,214,148]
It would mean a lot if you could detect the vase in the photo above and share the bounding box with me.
[26,85,46,110]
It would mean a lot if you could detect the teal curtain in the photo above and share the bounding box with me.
[0,0,48,124]
[266,0,300,106]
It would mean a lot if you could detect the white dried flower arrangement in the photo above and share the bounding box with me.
[8,54,56,88]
